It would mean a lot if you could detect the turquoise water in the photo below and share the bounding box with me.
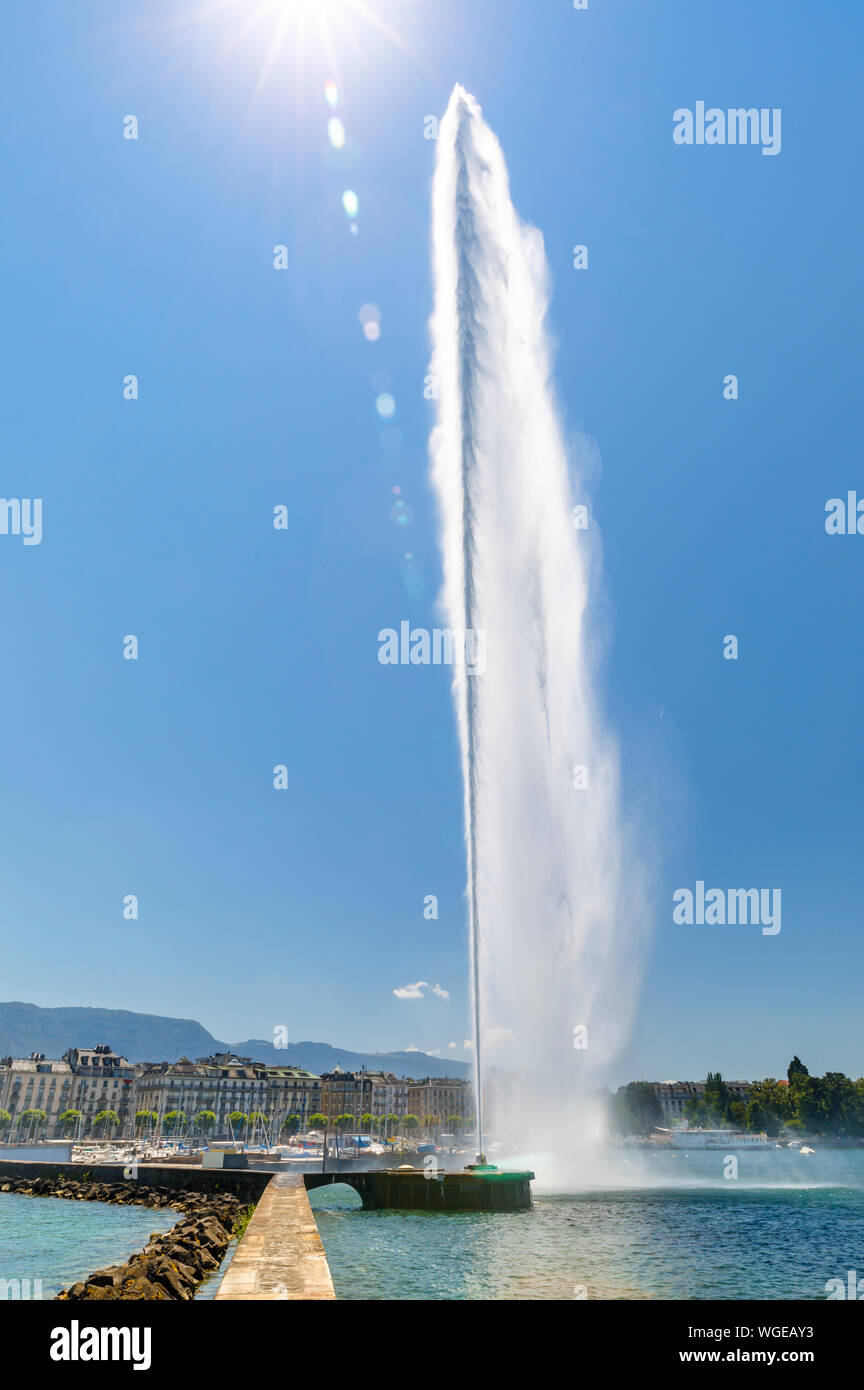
[310,1150,864,1300]
[0,1193,176,1299]
[195,1238,239,1300]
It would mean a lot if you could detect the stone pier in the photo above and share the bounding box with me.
[215,1171,335,1301]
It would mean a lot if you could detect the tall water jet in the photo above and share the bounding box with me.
[429,86,648,1178]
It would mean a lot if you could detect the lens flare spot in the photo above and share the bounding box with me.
[342,190,359,218]
[328,118,346,149]
[376,393,396,419]
[325,81,338,108]
[363,321,380,340]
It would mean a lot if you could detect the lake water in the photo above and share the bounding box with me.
[0,1193,176,1299]
[309,1148,864,1300]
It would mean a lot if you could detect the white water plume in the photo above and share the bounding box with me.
[429,86,650,1179]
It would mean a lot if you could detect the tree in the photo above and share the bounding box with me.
[246,1112,267,1136]
[612,1083,663,1136]
[360,1113,373,1134]
[403,1114,420,1132]
[58,1109,82,1134]
[745,1099,770,1135]
[819,1073,863,1136]
[445,1114,463,1133]
[747,1079,791,1134]
[134,1110,158,1135]
[789,1075,822,1134]
[226,1111,248,1134]
[93,1110,120,1136]
[334,1113,354,1131]
[424,1114,438,1134]
[307,1113,327,1131]
[0,1109,12,1133]
[770,1069,864,1137]
[281,1113,302,1135]
[163,1109,186,1136]
[194,1110,216,1134]
[17,1108,48,1137]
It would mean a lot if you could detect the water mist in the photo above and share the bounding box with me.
[429,86,649,1184]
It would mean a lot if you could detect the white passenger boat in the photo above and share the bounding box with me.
[670,1128,771,1150]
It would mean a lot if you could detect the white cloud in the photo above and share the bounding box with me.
[393,980,428,1000]
[463,1039,474,1050]
[431,982,450,999]
[447,1041,457,1049]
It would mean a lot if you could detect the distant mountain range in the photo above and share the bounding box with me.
[0,1002,469,1080]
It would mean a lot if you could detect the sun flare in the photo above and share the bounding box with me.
[175,0,419,105]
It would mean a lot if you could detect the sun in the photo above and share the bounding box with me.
[173,0,420,106]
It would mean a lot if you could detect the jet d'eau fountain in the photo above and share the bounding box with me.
[429,86,649,1181]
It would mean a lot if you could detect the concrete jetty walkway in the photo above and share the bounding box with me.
[215,1171,335,1300]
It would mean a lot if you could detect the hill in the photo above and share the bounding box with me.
[0,1001,469,1079]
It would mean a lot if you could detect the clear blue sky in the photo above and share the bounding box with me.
[1,0,861,1084]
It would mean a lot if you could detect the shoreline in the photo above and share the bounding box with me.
[0,1173,250,1300]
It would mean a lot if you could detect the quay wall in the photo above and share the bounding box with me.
[0,1158,271,1203]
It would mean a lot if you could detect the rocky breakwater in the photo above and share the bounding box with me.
[0,1172,250,1300]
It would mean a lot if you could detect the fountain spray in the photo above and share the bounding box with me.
[429,87,647,1176]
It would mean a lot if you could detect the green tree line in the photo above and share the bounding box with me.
[610,1058,864,1139]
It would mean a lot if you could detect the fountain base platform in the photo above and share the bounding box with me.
[305,1164,534,1212]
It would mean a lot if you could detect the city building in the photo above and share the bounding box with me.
[0,1054,75,1135]
[63,1045,136,1132]
[407,1077,471,1128]
[652,1080,753,1126]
